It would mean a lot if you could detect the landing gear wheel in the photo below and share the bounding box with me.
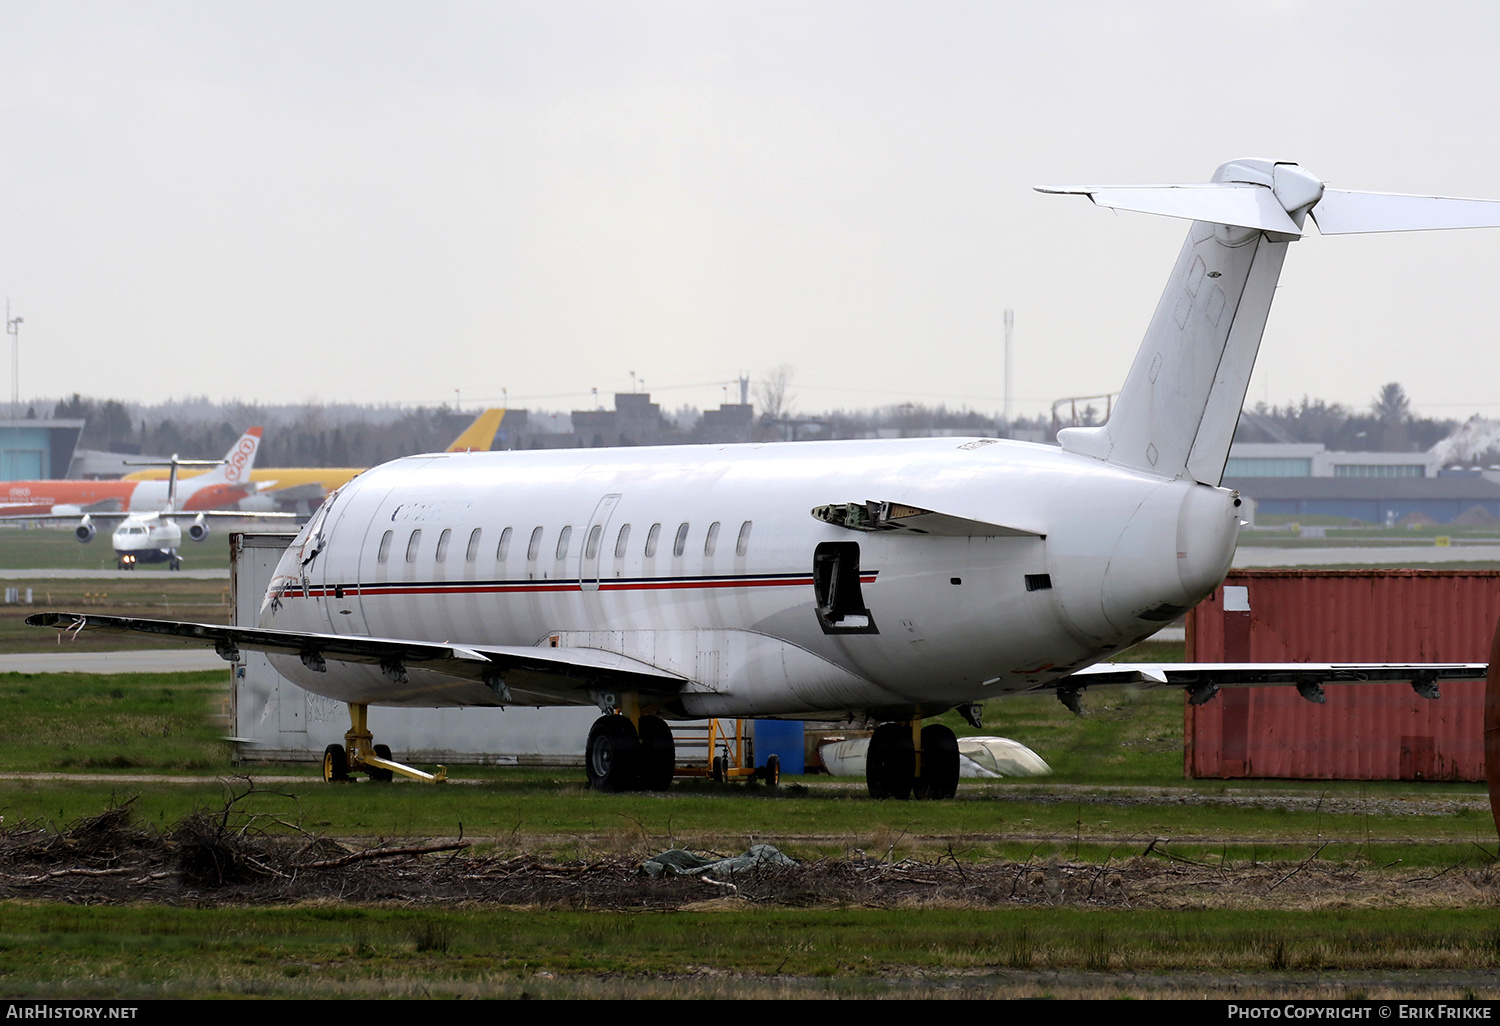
[636,715,676,790]
[914,724,960,800]
[711,755,727,784]
[585,715,640,792]
[762,753,781,787]
[322,744,350,783]
[867,723,914,799]
[369,743,395,783]
[169,558,181,571]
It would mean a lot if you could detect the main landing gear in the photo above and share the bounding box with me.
[320,704,447,784]
[866,721,959,800]
[585,712,677,792]
[584,699,784,792]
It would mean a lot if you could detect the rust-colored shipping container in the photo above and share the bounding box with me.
[1183,569,1498,781]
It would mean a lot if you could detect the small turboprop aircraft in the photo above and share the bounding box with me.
[6,427,294,569]
[28,160,1497,795]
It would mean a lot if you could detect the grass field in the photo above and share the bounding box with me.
[0,527,236,653]
[0,525,233,571]
[0,578,233,653]
[1,661,1495,997]
[4,903,1499,999]
[1,641,1491,869]
[3,535,1498,997]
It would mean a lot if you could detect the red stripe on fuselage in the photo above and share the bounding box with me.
[277,571,876,602]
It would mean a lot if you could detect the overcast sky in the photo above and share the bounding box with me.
[4,1,1500,423]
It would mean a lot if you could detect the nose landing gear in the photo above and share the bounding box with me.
[320,704,446,783]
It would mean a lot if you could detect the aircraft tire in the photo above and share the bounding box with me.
[322,744,351,783]
[636,715,676,790]
[914,724,960,800]
[585,715,640,792]
[711,755,727,783]
[369,743,395,783]
[764,753,781,787]
[866,723,914,799]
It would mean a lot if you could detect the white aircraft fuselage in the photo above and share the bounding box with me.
[261,437,1241,718]
[29,159,1500,794]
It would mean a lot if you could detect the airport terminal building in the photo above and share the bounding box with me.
[0,418,86,481]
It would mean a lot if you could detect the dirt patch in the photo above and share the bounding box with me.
[3,801,1497,910]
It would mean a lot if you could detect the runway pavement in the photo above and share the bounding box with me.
[0,567,229,579]
[0,649,225,674]
[1232,544,1500,566]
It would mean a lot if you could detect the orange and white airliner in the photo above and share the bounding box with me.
[2,428,265,516]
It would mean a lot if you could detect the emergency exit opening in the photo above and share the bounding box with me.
[812,541,878,635]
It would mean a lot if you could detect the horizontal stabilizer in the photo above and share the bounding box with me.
[1036,183,1303,234]
[811,500,1043,537]
[1309,189,1500,234]
[1040,180,1500,237]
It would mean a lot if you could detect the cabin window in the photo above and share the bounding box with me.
[585,524,603,560]
[465,527,482,563]
[497,526,513,561]
[704,521,721,557]
[435,528,452,563]
[736,520,752,557]
[526,527,543,561]
[377,530,393,564]
[405,529,422,563]
[645,523,661,557]
[673,523,689,557]
[556,525,572,560]
[614,524,631,559]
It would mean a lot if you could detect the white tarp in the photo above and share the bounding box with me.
[819,735,1051,779]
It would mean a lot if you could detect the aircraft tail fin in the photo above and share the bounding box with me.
[198,427,264,488]
[1042,159,1500,485]
[446,409,505,452]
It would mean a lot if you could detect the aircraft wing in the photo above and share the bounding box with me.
[0,501,123,517]
[1061,661,1487,704]
[0,510,301,523]
[24,612,689,701]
